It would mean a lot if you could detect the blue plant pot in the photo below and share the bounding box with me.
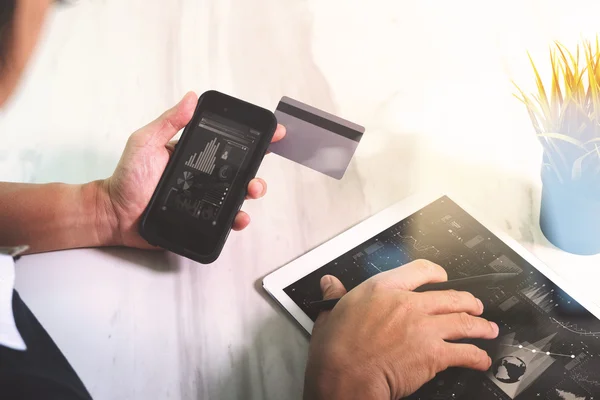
[539,169,600,255]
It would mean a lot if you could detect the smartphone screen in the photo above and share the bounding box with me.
[158,111,260,230]
[140,91,277,263]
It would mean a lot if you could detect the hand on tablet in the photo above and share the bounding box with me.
[303,259,499,400]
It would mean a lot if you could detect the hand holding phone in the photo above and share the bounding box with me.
[139,91,278,264]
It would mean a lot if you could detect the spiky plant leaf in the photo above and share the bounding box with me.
[515,38,600,185]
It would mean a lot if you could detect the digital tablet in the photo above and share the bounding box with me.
[263,193,600,399]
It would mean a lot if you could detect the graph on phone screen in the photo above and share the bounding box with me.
[158,112,259,232]
[185,138,221,175]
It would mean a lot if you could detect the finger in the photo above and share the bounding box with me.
[166,140,178,155]
[144,91,198,145]
[441,343,492,372]
[246,178,267,200]
[369,259,447,291]
[313,275,348,330]
[265,124,286,154]
[320,275,347,300]
[433,313,499,341]
[272,124,286,143]
[232,211,251,231]
[416,290,484,316]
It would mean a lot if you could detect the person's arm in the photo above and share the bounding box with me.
[0,92,286,254]
[0,181,117,253]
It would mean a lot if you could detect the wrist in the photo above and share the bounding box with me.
[83,179,121,247]
[304,361,390,400]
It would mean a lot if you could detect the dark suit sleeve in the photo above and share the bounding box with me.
[0,290,93,400]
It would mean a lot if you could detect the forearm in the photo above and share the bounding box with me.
[303,364,391,400]
[0,181,117,253]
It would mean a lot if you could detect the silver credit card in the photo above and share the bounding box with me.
[269,96,365,180]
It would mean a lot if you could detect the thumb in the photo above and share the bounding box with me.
[313,275,347,333]
[320,275,347,300]
[144,91,198,145]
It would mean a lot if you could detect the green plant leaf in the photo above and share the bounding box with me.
[516,40,600,183]
[572,146,600,180]
[556,41,578,71]
[557,42,585,102]
[532,95,553,131]
[542,161,564,184]
[585,42,600,121]
[514,84,546,134]
[528,52,552,122]
[537,132,586,148]
[573,153,589,180]
[550,49,563,116]
[541,139,571,177]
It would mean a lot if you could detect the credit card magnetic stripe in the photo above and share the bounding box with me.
[276,96,365,142]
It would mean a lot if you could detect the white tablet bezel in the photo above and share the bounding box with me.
[263,191,600,335]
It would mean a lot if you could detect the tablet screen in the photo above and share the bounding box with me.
[283,196,600,399]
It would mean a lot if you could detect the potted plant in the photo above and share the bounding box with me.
[515,39,600,255]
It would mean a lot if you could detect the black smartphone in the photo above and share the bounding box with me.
[139,90,277,264]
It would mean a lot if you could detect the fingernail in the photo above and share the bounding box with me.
[489,321,499,335]
[476,298,484,312]
[320,275,333,293]
[250,181,264,197]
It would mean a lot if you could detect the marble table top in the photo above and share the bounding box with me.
[1,1,600,399]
